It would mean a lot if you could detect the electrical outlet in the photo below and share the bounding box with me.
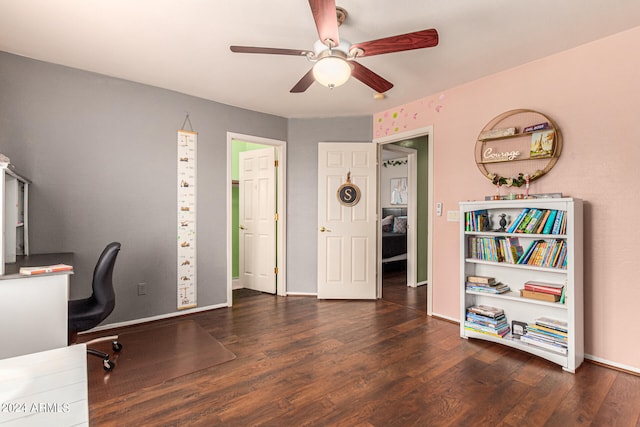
[137,283,147,296]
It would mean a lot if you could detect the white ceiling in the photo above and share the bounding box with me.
[2,1,639,119]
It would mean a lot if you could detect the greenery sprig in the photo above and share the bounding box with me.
[486,170,544,187]
[382,159,408,168]
[488,172,527,187]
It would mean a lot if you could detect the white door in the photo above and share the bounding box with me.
[317,142,377,299]
[239,147,277,294]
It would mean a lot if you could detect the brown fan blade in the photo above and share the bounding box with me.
[308,0,339,46]
[350,29,438,57]
[351,61,393,93]
[290,69,316,93]
[230,46,312,56]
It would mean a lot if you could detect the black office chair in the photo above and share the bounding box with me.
[68,242,123,371]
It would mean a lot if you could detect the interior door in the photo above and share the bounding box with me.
[317,142,377,299]
[239,147,277,294]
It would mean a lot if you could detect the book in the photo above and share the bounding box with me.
[523,122,550,133]
[535,210,552,234]
[530,130,555,158]
[524,209,544,233]
[466,282,510,294]
[524,281,564,295]
[520,289,561,302]
[542,210,558,234]
[507,208,529,233]
[516,209,537,233]
[503,236,523,264]
[19,264,73,275]
[466,275,495,284]
[527,324,568,339]
[534,317,568,333]
[464,325,509,339]
[528,242,543,265]
[551,211,565,234]
[466,312,507,326]
[517,240,537,264]
[520,334,568,354]
[464,322,510,337]
[519,240,544,265]
[467,304,504,318]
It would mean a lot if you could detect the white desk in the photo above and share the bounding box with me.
[0,253,73,359]
[0,344,88,426]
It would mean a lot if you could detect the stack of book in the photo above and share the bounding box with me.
[507,208,567,235]
[517,239,567,269]
[464,304,510,338]
[465,209,490,232]
[520,317,568,355]
[466,275,510,294]
[519,280,565,303]
[467,236,523,264]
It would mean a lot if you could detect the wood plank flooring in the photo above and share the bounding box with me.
[381,267,426,312]
[87,286,640,426]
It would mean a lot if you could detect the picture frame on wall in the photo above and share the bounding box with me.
[390,177,408,205]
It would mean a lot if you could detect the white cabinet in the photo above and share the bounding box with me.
[1,166,29,274]
[459,198,583,372]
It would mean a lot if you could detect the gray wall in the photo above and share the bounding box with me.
[1,51,372,324]
[0,51,287,323]
[286,117,372,294]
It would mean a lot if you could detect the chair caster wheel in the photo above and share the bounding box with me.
[103,359,116,371]
[112,341,123,352]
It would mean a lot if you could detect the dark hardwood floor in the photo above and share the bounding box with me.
[382,265,426,312]
[87,285,640,426]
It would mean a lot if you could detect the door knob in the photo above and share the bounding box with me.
[319,226,332,232]
[240,225,246,230]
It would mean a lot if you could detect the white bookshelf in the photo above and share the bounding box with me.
[459,198,583,372]
[1,166,29,274]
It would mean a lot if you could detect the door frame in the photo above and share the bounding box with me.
[374,126,434,315]
[378,143,418,291]
[226,132,287,306]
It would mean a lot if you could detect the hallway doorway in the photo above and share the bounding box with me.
[376,127,433,314]
[226,132,287,306]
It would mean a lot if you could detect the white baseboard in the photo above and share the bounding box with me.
[79,302,228,335]
[416,280,428,287]
[585,354,640,375]
[232,278,242,290]
[286,292,317,297]
[430,312,459,323]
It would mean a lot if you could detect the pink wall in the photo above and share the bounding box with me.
[374,27,640,371]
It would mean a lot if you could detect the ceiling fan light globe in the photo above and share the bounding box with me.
[312,56,352,89]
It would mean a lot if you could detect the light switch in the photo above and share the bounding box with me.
[436,202,443,216]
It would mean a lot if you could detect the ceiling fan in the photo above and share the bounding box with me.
[230,0,439,94]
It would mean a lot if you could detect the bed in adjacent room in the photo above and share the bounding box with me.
[381,207,407,265]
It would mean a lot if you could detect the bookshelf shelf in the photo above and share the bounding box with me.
[464,330,568,367]
[465,289,569,310]
[464,231,568,239]
[460,198,583,372]
[464,258,567,273]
